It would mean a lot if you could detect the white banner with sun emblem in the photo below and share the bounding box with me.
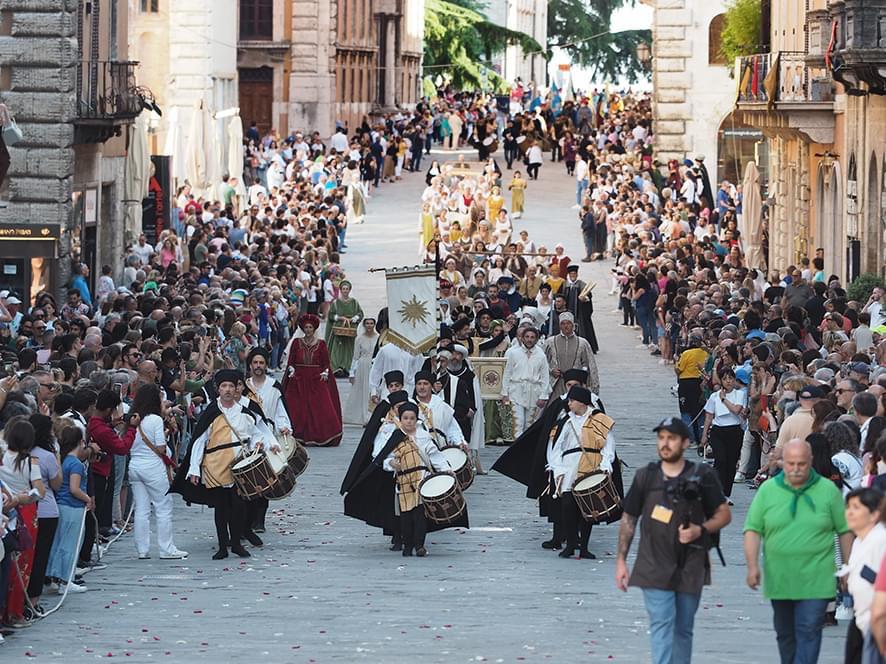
[385,265,437,354]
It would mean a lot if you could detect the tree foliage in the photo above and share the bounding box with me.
[547,0,651,84]
[424,0,544,91]
[720,0,763,65]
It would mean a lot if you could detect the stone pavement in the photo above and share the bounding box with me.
[10,148,842,662]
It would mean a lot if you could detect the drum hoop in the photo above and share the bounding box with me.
[574,472,609,491]
[419,473,458,499]
[233,452,267,471]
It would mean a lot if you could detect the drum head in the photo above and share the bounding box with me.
[420,474,456,499]
[516,136,526,144]
[232,452,262,471]
[279,433,296,459]
[574,473,607,491]
[441,447,468,469]
[483,136,494,145]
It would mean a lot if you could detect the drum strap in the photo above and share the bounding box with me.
[563,448,582,456]
[205,441,241,454]
[400,465,429,475]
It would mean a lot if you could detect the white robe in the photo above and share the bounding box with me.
[343,332,379,425]
[415,394,466,447]
[368,343,424,399]
[246,377,291,433]
[501,344,550,409]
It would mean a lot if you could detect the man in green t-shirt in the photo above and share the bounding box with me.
[744,438,853,664]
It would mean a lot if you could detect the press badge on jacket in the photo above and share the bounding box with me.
[651,504,673,524]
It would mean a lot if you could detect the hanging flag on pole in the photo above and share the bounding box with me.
[385,265,438,353]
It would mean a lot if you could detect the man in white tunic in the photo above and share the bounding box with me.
[501,327,550,436]
[550,385,615,560]
[245,347,292,435]
[369,342,424,403]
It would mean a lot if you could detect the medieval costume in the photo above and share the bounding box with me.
[324,281,364,374]
[171,370,275,559]
[283,313,343,446]
[544,313,599,397]
[562,265,599,353]
[342,321,380,425]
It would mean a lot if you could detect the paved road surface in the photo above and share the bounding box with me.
[11,147,842,662]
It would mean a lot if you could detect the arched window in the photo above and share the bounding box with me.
[709,14,727,65]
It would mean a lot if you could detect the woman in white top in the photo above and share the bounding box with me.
[701,368,747,499]
[826,420,864,496]
[0,417,45,626]
[128,384,187,560]
[841,488,886,661]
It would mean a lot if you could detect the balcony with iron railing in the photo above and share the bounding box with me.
[75,60,143,143]
[736,51,835,106]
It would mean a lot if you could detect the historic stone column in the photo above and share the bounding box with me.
[384,14,397,108]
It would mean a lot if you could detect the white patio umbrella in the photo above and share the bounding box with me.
[184,100,213,198]
[163,106,186,183]
[742,160,764,269]
[123,111,151,243]
[227,114,246,202]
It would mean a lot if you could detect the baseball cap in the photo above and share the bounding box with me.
[6,296,22,305]
[653,416,691,439]
[849,361,871,376]
[798,385,822,400]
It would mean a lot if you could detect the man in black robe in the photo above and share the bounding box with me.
[439,344,478,442]
[694,154,714,211]
[562,264,599,353]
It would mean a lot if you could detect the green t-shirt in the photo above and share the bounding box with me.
[743,473,848,600]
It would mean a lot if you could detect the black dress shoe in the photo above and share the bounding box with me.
[244,532,263,547]
[390,542,403,551]
[212,549,228,560]
[402,548,413,557]
[231,545,251,558]
[558,548,575,559]
[579,550,596,559]
[541,539,562,550]
[415,547,427,557]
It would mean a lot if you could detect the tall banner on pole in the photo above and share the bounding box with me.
[385,266,437,353]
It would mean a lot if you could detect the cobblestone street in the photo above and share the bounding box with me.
[12,149,843,662]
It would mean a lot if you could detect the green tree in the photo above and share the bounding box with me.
[547,0,651,83]
[424,0,543,91]
[720,0,763,65]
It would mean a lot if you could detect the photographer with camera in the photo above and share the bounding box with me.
[615,417,731,664]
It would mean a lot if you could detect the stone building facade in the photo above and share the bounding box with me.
[240,0,424,139]
[0,0,140,303]
[643,0,733,184]
[485,0,547,86]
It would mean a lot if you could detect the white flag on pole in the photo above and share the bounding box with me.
[385,266,437,353]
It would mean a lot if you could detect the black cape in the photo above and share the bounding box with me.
[492,397,567,499]
[343,428,469,534]
[340,400,392,495]
[170,401,258,508]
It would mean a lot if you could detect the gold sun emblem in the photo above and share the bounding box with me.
[398,295,430,328]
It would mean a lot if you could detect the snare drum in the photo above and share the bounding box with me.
[277,432,297,460]
[288,440,310,479]
[440,446,474,491]
[572,472,622,524]
[232,451,277,501]
[419,473,466,525]
[262,448,297,500]
[482,136,499,153]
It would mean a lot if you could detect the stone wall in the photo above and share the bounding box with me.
[651,0,732,183]
[0,0,77,290]
[289,0,336,136]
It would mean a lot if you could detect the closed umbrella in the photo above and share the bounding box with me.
[163,106,186,183]
[184,100,213,198]
[742,160,764,269]
[227,115,246,211]
[123,111,151,243]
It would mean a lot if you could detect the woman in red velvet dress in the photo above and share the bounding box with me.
[283,314,343,446]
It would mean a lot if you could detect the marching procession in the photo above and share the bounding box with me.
[0,84,874,664]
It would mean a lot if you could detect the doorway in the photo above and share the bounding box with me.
[239,67,274,136]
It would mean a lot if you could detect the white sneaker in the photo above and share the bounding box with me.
[836,604,854,621]
[59,581,87,594]
[159,549,189,560]
[46,581,59,593]
[138,553,151,560]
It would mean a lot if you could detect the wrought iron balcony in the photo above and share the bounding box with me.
[736,51,834,105]
[75,60,142,143]
[828,0,886,95]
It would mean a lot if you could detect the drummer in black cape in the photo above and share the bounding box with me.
[171,369,281,559]
[492,369,618,550]
[548,385,620,559]
[341,397,468,555]
[239,349,292,536]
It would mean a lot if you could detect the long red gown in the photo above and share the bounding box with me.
[283,337,343,446]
